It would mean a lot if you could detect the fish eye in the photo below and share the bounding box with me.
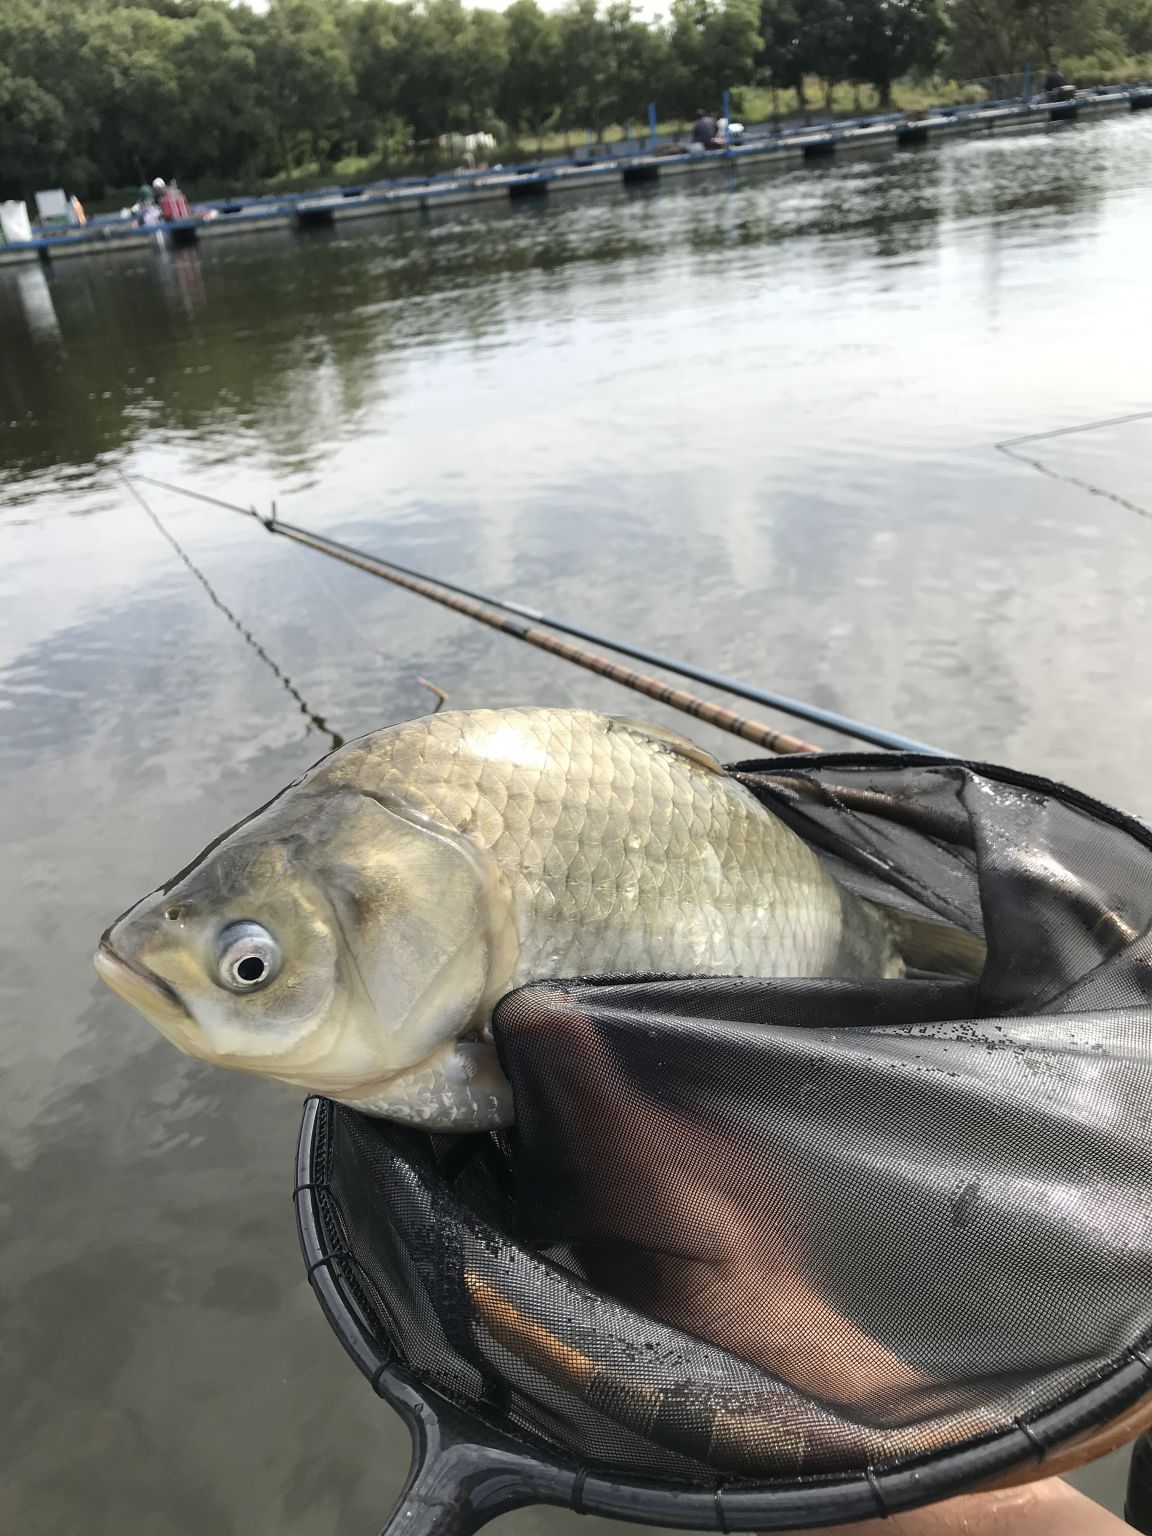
[216,921,281,993]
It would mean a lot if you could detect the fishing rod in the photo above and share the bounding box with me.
[129,473,946,756]
[126,480,815,756]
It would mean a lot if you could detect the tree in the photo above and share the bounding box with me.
[339,0,405,156]
[667,0,762,117]
[844,0,944,106]
[556,0,614,136]
[255,0,355,166]
[757,0,811,108]
[459,8,509,128]
[171,6,273,181]
[700,0,764,96]
[72,6,186,189]
[389,0,472,141]
[1107,0,1152,53]
[5,0,1135,200]
[501,0,562,141]
[604,1,668,129]
[0,0,77,193]
[0,63,69,197]
[948,0,1105,80]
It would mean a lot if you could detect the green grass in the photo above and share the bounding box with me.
[738,57,1152,118]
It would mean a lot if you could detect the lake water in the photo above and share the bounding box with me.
[3,114,1152,1534]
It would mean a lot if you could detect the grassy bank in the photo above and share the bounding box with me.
[90,57,1152,213]
[283,56,1152,186]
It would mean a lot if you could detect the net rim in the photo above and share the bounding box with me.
[729,751,1152,849]
[293,751,1152,1528]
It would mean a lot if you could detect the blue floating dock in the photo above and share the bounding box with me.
[1,84,1148,268]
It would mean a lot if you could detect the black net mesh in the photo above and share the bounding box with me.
[311,757,1152,1484]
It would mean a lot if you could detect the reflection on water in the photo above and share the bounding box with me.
[0,122,1132,500]
[14,264,62,342]
[158,246,210,318]
[2,113,1152,1536]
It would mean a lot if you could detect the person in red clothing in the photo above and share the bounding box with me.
[158,180,190,220]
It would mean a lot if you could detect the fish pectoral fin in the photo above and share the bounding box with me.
[607,717,725,776]
[336,1040,514,1131]
[884,909,987,981]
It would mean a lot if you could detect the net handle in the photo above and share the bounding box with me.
[294,1097,581,1536]
[382,1436,503,1536]
[378,1381,575,1536]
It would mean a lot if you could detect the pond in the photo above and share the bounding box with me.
[3,112,1151,1533]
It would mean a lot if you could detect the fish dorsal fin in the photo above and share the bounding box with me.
[607,716,725,775]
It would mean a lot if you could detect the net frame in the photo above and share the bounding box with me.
[293,753,1152,1535]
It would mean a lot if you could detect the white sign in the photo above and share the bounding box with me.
[34,188,70,225]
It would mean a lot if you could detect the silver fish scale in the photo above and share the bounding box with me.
[319,708,845,983]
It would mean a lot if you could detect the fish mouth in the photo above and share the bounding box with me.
[94,939,202,1054]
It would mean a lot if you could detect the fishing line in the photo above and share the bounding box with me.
[119,473,345,751]
[995,408,1152,522]
[128,473,942,755]
[274,504,395,659]
[206,496,455,720]
[281,539,452,717]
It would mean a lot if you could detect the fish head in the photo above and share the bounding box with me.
[95,787,516,1096]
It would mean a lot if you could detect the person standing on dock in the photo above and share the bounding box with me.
[692,107,718,150]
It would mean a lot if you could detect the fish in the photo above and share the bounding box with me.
[95,706,909,1131]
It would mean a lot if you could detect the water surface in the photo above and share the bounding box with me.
[3,115,1152,1534]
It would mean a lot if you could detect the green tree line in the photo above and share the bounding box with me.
[1,0,1150,200]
